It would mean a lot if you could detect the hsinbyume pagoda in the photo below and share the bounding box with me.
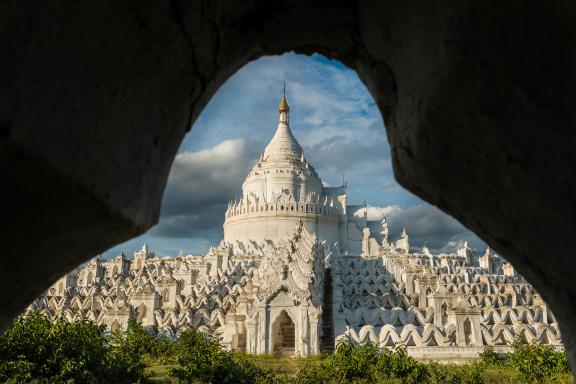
[29,91,562,361]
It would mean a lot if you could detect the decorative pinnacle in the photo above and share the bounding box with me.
[279,82,289,112]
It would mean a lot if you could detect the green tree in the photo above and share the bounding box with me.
[109,316,168,381]
[0,312,147,383]
[508,335,570,383]
[170,327,269,384]
[372,345,427,383]
[478,346,507,367]
[297,340,427,384]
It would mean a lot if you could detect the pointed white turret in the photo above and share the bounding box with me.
[456,241,469,257]
[262,90,303,162]
[479,247,498,274]
[395,227,410,253]
[423,241,434,266]
[132,243,154,271]
[502,261,515,277]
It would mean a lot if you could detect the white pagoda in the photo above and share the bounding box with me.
[30,91,562,361]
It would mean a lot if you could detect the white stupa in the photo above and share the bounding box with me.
[224,90,386,255]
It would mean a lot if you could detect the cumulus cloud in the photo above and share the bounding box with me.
[150,138,259,243]
[366,205,403,220]
[368,204,486,253]
[305,135,390,173]
[161,139,258,215]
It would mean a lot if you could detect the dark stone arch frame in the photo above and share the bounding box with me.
[1,0,575,370]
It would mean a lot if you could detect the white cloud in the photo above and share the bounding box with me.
[366,205,402,220]
[131,138,261,252]
[161,138,259,216]
[366,204,485,253]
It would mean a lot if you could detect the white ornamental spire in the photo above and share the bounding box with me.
[263,84,303,161]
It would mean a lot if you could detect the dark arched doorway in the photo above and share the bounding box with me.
[463,317,473,346]
[272,310,296,356]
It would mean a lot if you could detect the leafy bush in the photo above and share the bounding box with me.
[425,362,484,384]
[170,327,270,383]
[477,337,571,383]
[478,346,507,367]
[372,344,428,383]
[508,336,570,383]
[2,313,572,384]
[109,316,172,380]
[296,340,427,384]
[0,312,144,383]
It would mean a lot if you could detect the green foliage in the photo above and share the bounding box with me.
[478,346,507,367]
[425,363,484,384]
[1,313,572,384]
[109,316,172,380]
[0,312,144,383]
[477,337,571,383]
[508,335,570,383]
[372,344,428,383]
[296,340,427,384]
[169,327,270,383]
[307,339,379,381]
[295,341,572,384]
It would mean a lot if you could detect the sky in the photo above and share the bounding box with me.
[103,53,485,259]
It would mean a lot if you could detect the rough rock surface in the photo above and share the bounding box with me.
[1,0,575,369]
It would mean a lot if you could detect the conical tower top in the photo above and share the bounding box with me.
[263,84,302,161]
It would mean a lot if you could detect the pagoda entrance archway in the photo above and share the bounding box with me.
[463,318,473,346]
[271,310,296,356]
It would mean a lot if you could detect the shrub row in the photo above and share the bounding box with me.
[296,341,483,384]
[295,337,571,384]
[0,313,572,383]
[0,313,142,383]
[0,313,267,383]
[478,337,570,383]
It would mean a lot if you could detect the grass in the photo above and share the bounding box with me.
[143,354,575,384]
[143,354,178,384]
[144,353,320,383]
[238,353,304,376]
[482,367,573,384]
[143,354,311,383]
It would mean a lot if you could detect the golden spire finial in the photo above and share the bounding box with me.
[279,82,289,112]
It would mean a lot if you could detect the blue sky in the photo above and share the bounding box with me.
[103,53,484,258]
